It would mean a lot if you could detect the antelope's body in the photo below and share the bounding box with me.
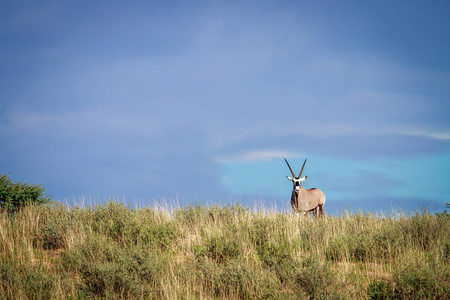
[285,158,326,217]
[290,186,325,216]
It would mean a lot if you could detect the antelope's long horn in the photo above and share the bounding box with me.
[284,158,296,178]
[298,158,307,178]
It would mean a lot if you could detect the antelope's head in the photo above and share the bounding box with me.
[284,158,308,194]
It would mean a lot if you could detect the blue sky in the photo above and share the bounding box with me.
[1,1,449,213]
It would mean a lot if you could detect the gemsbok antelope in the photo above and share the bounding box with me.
[284,158,326,217]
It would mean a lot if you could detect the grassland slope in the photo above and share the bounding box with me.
[1,200,449,299]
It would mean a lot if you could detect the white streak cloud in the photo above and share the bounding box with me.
[405,131,450,141]
[213,150,301,163]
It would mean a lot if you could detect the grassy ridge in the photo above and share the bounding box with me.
[0,200,449,299]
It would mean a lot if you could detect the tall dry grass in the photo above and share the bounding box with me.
[0,200,449,299]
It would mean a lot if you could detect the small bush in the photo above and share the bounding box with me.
[298,256,334,299]
[0,260,55,300]
[32,203,82,250]
[141,221,179,251]
[372,221,406,260]
[91,199,140,245]
[39,222,65,250]
[326,235,347,262]
[400,211,445,251]
[23,266,55,300]
[258,241,301,293]
[62,234,165,298]
[367,280,395,300]
[297,216,329,252]
[326,232,374,262]
[174,201,206,227]
[0,174,51,213]
[215,260,256,298]
[0,261,20,299]
[199,234,243,263]
[393,258,450,300]
[81,260,142,298]
[195,258,284,299]
[207,202,249,226]
[250,217,273,252]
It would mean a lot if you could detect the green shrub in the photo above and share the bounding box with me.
[174,201,206,227]
[217,259,275,299]
[258,243,334,298]
[0,260,55,300]
[39,222,65,250]
[0,174,51,213]
[215,260,255,298]
[258,241,301,292]
[393,258,450,300]
[0,261,20,299]
[367,280,395,300]
[61,234,165,298]
[206,202,249,226]
[438,240,450,262]
[200,234,243,263]
[326,232,374,262]
[400,211,446,251]
[141,221,179,251]
[372,221,406,260]
[32,202,83,250]
[348,234,373,262]
[175,202,249,228]
[195,223,244,264]
[250,217,272,252]
[195,258,285,299]
[298,256,334,299]
[297,216,330,252]
[81,260,142,298]
[23,266,55,300]
[325,235,347,262]
[91,199,140,245]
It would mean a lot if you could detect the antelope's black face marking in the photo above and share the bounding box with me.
[295,179,301,192]
[286,176,307,193]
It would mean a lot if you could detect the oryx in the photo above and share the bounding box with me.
[284,158,326,217]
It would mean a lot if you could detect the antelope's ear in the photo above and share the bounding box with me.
[286,176,293,181]
[299,175,308,182]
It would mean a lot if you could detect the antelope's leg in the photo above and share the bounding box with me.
[318,204,325,217]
